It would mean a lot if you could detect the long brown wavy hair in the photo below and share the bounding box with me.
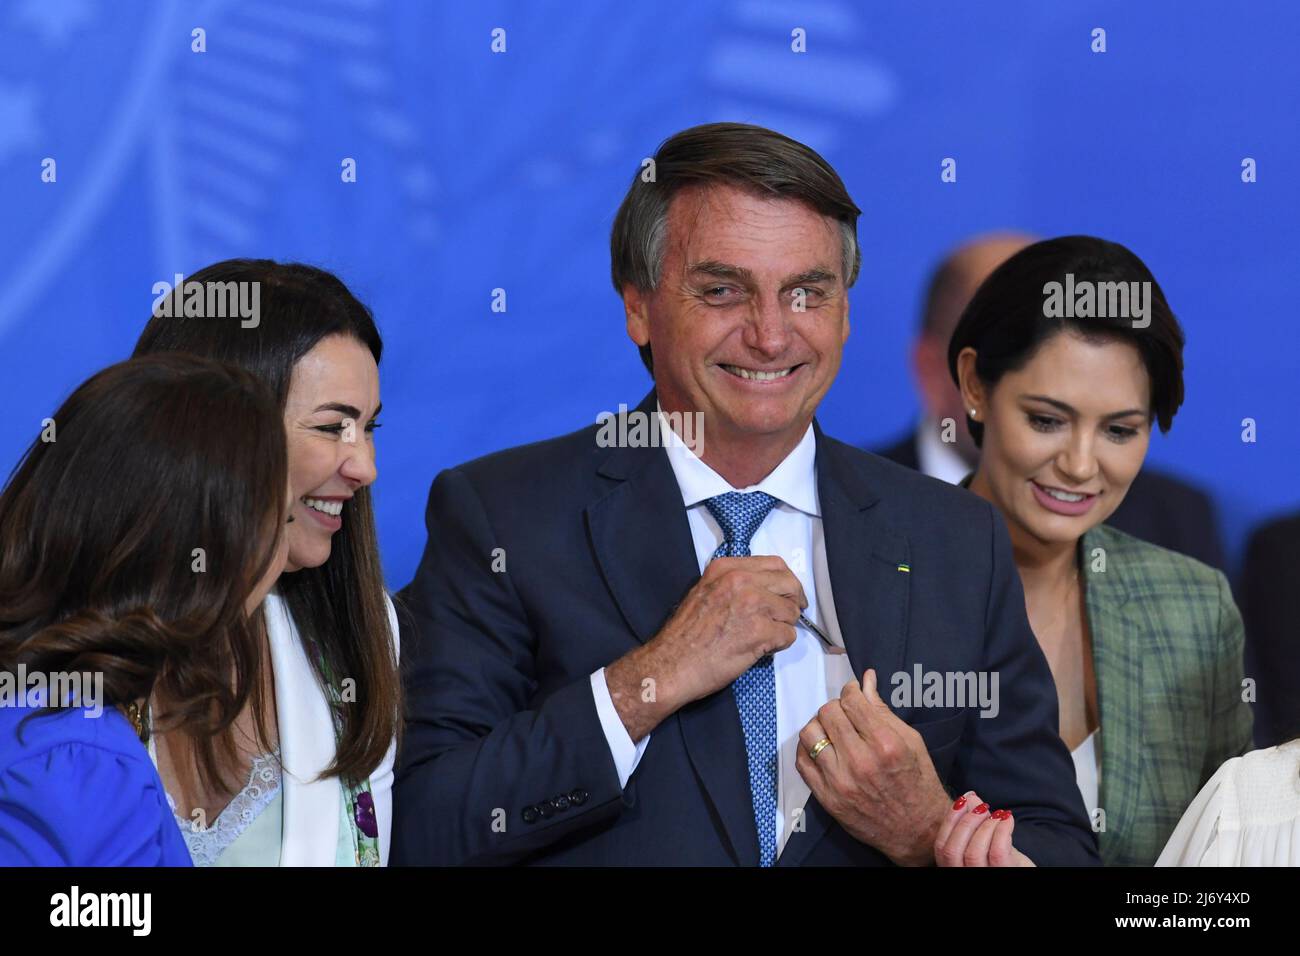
[0,354,288,788]
[133,259,400,782]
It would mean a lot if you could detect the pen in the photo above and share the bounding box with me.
[798,612,834,648]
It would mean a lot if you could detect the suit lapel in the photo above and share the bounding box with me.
[586,448,698,645]
[822,473,911,685]
[779,427,911,867]
[1082,527,1143,866]
[584,391,756,865]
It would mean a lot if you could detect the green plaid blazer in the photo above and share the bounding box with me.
[1081,523,1254,865]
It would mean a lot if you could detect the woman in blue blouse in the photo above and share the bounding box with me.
[0,353,291,865]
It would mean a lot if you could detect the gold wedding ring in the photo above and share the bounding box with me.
[809,737,832,761]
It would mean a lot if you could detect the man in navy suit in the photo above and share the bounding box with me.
[393,123,1098,866]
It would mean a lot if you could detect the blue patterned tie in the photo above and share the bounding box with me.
[705,491,780,867]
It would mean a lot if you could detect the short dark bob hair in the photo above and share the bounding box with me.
[947,235,1185,447]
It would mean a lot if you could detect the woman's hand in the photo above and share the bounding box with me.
[934,791,1036,866]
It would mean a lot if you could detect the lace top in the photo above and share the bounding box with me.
[162,750,284,867]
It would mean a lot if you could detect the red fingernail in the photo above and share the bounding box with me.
[991,809,1011,821]
[952,796,968,811]
[973,803,989,814]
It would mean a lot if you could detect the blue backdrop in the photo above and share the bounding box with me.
[2,0,1296,589]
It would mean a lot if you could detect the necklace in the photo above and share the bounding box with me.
[121,700,149,742]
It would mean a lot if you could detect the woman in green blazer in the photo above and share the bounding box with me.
[941,236,1252,866]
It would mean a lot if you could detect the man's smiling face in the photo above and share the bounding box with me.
[624,183,850,456]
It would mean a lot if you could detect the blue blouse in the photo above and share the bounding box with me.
[0,702,192,866]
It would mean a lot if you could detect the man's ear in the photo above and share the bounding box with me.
[913,334,951,418]
[623,284,651,347]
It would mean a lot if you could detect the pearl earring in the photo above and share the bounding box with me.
[969,408,978,419]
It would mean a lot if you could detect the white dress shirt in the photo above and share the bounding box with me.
[914,418,971,486]
[590,412,838,855]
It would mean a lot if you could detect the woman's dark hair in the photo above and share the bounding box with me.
[0,354,287,787]
[133,259,399,783]
[947,235,1185,448]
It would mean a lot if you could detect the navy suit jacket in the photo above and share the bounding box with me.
[393,394,1099,866]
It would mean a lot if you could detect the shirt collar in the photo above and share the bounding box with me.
[656,403,820,517]
[915,418,972,486]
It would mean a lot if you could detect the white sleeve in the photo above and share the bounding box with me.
[590,667,650,790]
[1155,758,1233,866]
[372,592,401,866]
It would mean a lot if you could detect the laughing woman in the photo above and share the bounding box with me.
[934,236,1252,867]
[134,260,401,866]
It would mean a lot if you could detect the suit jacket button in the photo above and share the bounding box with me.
[537,801,555,819]
[552,794,571,811]
[569,789,588,806]
[521,806,539,824]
